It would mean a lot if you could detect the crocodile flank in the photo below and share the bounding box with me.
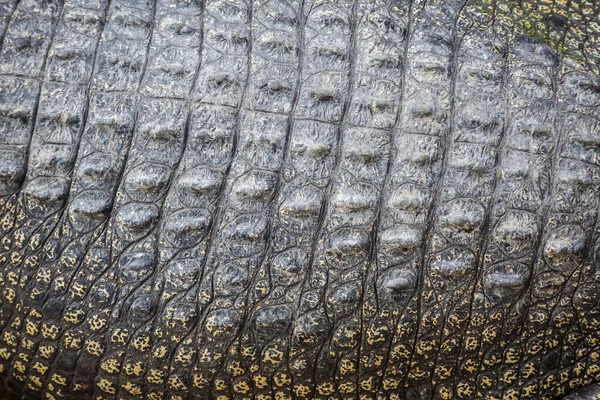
[0,0,599,399]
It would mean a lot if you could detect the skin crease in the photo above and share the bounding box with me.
[0,0,598,399]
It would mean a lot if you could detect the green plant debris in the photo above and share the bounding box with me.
[473,0,598,64]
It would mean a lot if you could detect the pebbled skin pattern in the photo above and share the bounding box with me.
[0,0,599,399]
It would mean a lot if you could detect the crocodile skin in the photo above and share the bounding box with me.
[0,0,599,399]
[565,384,600,400]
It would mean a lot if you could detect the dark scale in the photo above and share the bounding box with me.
[374,1,461,398]
[525,41,600,400]
[0,0,152,397]
[0,0,18,52]
[454,22,558,400]
[0,1,599,399]
[0,1,101,398]
[275,1,356,398]
[0,0,65,290]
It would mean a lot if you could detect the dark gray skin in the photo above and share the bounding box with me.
[0,0,599,399]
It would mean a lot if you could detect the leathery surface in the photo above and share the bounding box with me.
[0,0,599,399]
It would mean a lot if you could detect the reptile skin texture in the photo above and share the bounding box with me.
[0,0,599,399]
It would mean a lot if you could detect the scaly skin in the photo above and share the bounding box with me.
[0,0,599,399]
